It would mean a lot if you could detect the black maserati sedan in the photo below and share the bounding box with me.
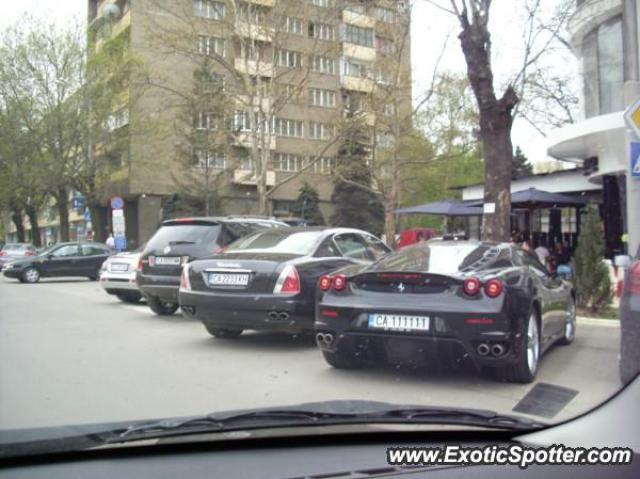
[1,242,112,283]
[179,227,390,338]
[314,241,576,383]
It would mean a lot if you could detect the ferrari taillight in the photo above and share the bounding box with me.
[463,277,481,296]
[332,274,347,292]
[137,256,143,272]
[484,279,504,297]
[274,264,300,294]
[318,274,332,291]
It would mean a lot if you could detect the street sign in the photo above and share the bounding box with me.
[110,196,125,210]
[71,195,86,210]
[624,97,640,139]
[631,142,640,179]
[83,207,91,222]
[112,208,126,235]
[114,234,127,251]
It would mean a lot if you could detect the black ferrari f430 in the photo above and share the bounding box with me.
[315,241,576,383]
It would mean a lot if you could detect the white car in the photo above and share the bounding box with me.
[99,250,142,303]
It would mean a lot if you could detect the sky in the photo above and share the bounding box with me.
[1,0,576,167]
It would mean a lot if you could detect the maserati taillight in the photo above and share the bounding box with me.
[274,265,300,294]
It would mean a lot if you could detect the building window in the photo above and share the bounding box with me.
[239,155,255,170]
[273,153,303,172]
[193,0,225,20]
[197,35,225,56]
[310,88,336,107]
[107,107,129,131]
[194,149,226,168]
[373,69,391,85]
[306,0,331,7]
[276,49,303,68]
[343,24,374,48]
[279,15,303,35]
[309,121,333,140]
[195,112,220,130]
[342,58,369,78]
[196,70,224,93]
[309,21,335,41]
[312,55,336,74]
[314,157,336,175]
[344,3,366,14]
[375,7,395,23]
[234,110,252,131]
[375,36,395,55]
[582,16,624,117]
[376,132,393,148]
[274,118,304,137]
[383,102,395,116]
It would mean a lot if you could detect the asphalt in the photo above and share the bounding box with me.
[0,276,624,429]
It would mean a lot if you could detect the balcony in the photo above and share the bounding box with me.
[234,58,275,77]
[342,42,376,62]
[245,0,275,6]
[233,131,277,150]
[236,95,272,112]
[342,9,376,29]
[340,75,375,93]
[233,169,276,186]
[235,20,274,42]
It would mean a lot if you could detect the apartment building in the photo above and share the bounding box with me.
[86,0,412,248]
[546,0,639,256]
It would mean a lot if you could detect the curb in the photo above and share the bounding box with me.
[577,316,620,327]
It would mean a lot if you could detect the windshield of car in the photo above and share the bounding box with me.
[225,230,323,255]
[369,243,496,274]
[145,224,221,251]
[0,0,636,460]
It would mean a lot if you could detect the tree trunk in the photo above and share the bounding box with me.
[56,187,70,242]
[11,210,26,243]
[384,208,397,249]
[479,108,514,242]
[25,205,42,247]
[457,15,517,242]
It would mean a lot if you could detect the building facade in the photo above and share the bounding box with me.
[84,0,412,248]
[546,0,640,256]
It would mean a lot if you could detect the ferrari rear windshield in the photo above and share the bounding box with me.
[369,243,506,274]
[225,230,323,255]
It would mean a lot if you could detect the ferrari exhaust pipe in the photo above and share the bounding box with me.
[315,333,334,347]
[491,344,505,357]
[477,343,490,356]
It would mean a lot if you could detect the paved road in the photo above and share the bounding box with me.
[0,276,623,429]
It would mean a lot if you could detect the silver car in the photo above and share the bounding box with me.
[620,245,640,384]
[99,250,142,303]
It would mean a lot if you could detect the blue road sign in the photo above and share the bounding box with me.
[83,207,91,222]
[110,196,125,209]
[114,234,127,251]
[632,142,640,179]
[71,196,86,210]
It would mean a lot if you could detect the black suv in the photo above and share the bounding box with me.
[137,216,288,315]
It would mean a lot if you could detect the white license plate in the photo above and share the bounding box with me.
[110,263,129,272]
[154,256,181,266]
[208,273,250,286]
[368,314,430,332]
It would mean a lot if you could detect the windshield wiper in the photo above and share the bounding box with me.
[167,240,196,245]
[110,401,544,443]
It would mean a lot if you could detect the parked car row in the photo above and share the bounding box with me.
[1,216,578,384]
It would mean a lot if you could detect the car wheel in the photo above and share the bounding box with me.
[117,293,142,304]
[147,296,179,316]
[204,324,243,339]
[21,267,40,284]
[321,347,361,369]
[496,310,540,383]
[557,297,576,346]
[88,268,101,281]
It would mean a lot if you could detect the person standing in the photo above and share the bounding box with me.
[106,233,115,249]
[535,242,550,266]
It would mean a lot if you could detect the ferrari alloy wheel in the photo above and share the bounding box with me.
[495,310,540,383]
